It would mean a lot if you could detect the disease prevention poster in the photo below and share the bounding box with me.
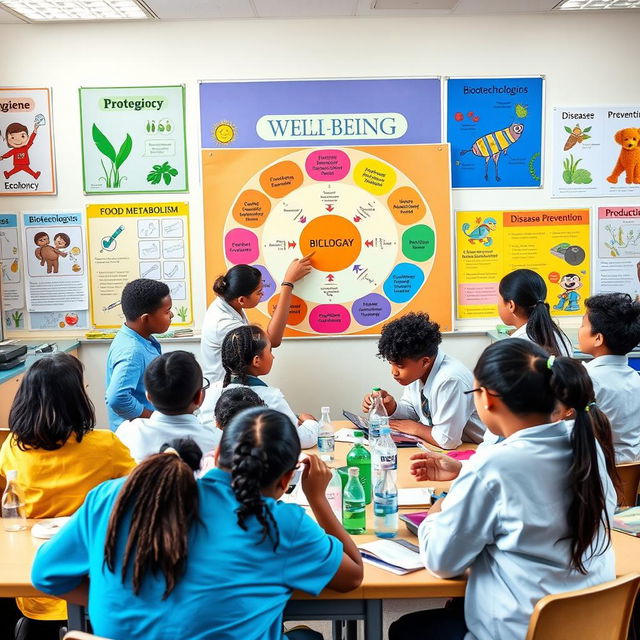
[87,202,192,328]
[456,209,590,319]
[553,106,640,197]
[447,77,544,189]
[595,206,640,299]
[0,88,56,195]
[79,86,187,194]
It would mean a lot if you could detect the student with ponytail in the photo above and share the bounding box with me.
[202,256,313,384]
[32,410,363,640]
[498,268,573,357]
[390,339,619,640]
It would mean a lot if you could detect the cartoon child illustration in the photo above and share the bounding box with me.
[34,231,68,274]
[553,273,583,312]
[2,120,42,180]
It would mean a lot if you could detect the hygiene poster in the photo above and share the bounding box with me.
[200,78,453,336]
[0,88,56,195]
[456,208,590,319]
[446,77,544,189]
[86,202,193,328]
[552,105,640,197]
[594,206,640,300]
[79,86,188,194]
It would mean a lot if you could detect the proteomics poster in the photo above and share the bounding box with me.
[87,202,192,328]
[79,86,187,194]
[456,209,590,319]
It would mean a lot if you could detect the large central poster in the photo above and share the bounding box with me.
[199,78,452,336]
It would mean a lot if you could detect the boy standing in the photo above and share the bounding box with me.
[106,279,173,431]
[579,292,640,463]
[362,312,485,449]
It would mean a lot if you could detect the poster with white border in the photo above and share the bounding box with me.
[0,213,24,311]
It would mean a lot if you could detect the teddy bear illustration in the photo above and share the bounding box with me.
[607,127,640,185]
[34,231,69,274]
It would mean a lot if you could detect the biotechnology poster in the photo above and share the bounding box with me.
[0,88,56,195]
[447,77,544,189]
[594,206,640,299]
[79,86,187,194]
[0,213,23,312]
[553,106,640,197]
[456,208,590,319]
[87,202,193,328]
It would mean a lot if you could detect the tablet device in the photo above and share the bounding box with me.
[342,410,419,448]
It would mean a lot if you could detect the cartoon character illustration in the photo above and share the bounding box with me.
[462,216,497,247]
[460,123,524,182]
[553,273,583,312]
[563,124,592,151]
[607,128,640,185]
[33,231,68,274]
[1,120,42,180]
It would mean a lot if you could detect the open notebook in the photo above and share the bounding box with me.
[358,539,424,575]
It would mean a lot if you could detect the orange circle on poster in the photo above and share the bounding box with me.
[548,271,560,284]
[232,190,271,228]
[268,293,308,326]
[300,215,362,273]
[387,187,426,225]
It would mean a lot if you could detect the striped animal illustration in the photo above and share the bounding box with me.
[460,123,524,182]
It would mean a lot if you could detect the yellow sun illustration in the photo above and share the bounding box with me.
[212,121,237,145]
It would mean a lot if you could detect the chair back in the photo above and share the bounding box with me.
[617,462,640,509]
[525,573,640,640]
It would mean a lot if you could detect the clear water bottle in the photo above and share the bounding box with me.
[342,467,366,534]
[372,425,398,493]
[374,468,398,538]
[2,470,27,532]
[346,431,372,504]
[368,388,389,447]
[325,469,343,520]
[317,406,335,461]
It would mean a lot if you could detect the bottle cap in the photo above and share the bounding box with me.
[372,387,381,392]
[321,406,330,412]
[348,466,359,477]
[380,426,391,435]
[6,469,17,481]
[353,430,363,439]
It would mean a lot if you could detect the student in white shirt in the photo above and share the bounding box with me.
[199,325,319,448]
[579,292,640,463]
[116,351,219,462]
[201,257,313,383]
[361,312,485,449]
[390,338,620,640]
[498,268,573,357]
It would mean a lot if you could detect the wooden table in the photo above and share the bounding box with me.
[2,423,639,640]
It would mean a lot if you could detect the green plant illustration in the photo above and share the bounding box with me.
[528,152,541,183]
[11,311,23,328]
[176,306,189,322]
[147,161,178,186]
[515,103,528,119]
[92,123,132,188]
[562,154,593,184]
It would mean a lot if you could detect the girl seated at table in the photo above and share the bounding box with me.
[199,325,319,448]
[392,339,619,640]
[0,352,135,640]
[31,409,363,640]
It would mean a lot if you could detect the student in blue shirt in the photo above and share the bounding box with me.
[31,408,363,640]
[105,279,173,430]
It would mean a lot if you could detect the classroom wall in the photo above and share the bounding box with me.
[0,12,637,425]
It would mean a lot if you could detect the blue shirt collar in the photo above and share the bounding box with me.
[119,323,161,349]
[201,467,232,484]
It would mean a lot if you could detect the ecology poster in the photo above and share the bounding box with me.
[0,88,56,195]
[79,86,187,194]
[87,202,193,328]
[594,206,640,299]
[447,77,544,189]
[553,106,640,197]
[456,209,590,319]
[0,213,23,312]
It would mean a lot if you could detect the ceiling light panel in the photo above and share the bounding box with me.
[0,0,148,21]
[557,0,640,9]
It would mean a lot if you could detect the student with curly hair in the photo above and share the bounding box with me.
[32,411,363,640]
[362,312,485,449]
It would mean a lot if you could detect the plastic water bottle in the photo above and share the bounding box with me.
[342,467,366,534]
[326,469,343,520]
[2,470,26,532]
[374,468,398,538]
[317,406,335,461]
[368,388,389,447]
[372,425,398,493]
[346,431,372,504]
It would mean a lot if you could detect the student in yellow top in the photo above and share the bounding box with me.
[0,352,135,640]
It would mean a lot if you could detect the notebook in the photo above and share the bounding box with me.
[612,507,640,537]
[342,410,421,448]
[358,539,424,575]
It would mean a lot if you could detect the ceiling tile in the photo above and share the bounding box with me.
[145,0,255,19]
[253,0,357,17]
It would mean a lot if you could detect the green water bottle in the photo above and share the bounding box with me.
[346,431,372,504]
[342,467,366,534]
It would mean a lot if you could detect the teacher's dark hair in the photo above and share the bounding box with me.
[213,264,262,302]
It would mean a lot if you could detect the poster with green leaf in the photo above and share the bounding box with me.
[79,86,187,194]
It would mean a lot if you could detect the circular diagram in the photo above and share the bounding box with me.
[222,147,437,335]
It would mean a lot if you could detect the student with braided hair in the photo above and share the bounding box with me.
[31,411,363,640]
[199,325,319,448]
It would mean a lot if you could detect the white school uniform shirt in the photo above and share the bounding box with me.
[115,411,221,463]
[201,297,248,384]
[199,379,319,449]
[420,421,616,640]
[389,351,485,449]
[511,323,573,357]
[585,355,640,463]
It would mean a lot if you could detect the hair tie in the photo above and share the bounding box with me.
[547,355,556,370]
[536,299,544,305]
[585,401,597,412]
[163,447,180,458]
